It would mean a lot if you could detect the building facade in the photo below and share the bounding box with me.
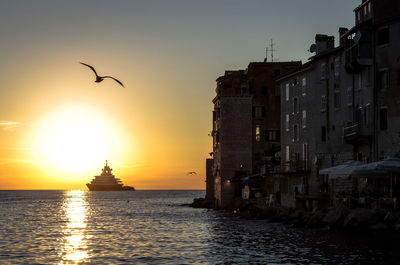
[212,62,301,208]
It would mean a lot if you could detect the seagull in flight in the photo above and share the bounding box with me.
[80,62,124,87]
[187,171,197,175]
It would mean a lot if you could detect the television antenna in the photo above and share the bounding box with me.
[270,39,276,62]
[264,39,277,62]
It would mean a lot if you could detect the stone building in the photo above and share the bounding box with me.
[205,158,214,202]
[277,33,355,208]
[275,0,400,208]
[212,61,301,208]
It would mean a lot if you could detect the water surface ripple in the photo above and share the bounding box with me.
[0,190,398,264]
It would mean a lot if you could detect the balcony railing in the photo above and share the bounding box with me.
[343,123,359,140]
[273,159,311,173]
[343,122,371,144]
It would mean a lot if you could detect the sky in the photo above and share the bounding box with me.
[0,0,360,190]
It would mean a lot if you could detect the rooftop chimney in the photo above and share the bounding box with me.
[315,34,335,54]
[338,27,348,46]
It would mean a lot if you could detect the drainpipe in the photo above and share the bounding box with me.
[372,3,378,162]
[351,71,356,160]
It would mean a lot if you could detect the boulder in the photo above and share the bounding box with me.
[342,208,377,228]
[189,198,214,209]
[372,208,388,222]
[322,205,349,226]
[306,212,325,228]
[369,223,389,231]
[383,212,398,227]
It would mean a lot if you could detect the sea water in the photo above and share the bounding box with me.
[0,190,398,264]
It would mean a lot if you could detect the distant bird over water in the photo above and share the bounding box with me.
[80,62,124,87]
[187,171,197,175]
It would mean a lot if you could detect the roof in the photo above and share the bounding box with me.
[275,62,312,82]
[354,0,370,12]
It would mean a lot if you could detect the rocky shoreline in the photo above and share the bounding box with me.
[189,198,400,236]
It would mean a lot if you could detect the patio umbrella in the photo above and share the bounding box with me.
[319,160,363,179]
[352,157,400,175]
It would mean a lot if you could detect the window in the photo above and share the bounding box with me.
[364,103,370,126]
[321,95,327,112]
[356,106,362,124]
[302,77,306,96]
[293,124,299,142]
[262,86,268,95]
[365,67,371,86]
[293,78,298,86]
[254,106,264,118]
[321,126,326,142]
[302,143,308,162]
[265,130,277,142]
[285,83,290,101]
[320,62,326,80]
[378,70,390,90]
[255,125,261,141]
[380,107,388,130]
[377,27,389,46]
[347,87,353,106]
[302,110,307,128]
[285,146,290,162]
[397,70,400,86]
[293,97,299,114]
[334,57,340,78]
[334,90,341,108]
[348,108,353,122]
[285,114,290,132]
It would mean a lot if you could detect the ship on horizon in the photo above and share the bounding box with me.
[86,160,135,191]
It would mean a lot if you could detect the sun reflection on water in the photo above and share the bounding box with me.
[60,190,89,264]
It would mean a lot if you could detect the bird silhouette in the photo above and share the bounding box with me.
[80,62,124,87]
[187,171,197,175]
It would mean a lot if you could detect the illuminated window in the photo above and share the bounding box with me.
[255,125,261,142]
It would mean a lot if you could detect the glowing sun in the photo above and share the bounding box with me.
[33,104,123,173]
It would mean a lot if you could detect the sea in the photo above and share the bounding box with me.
[0,190,399,264]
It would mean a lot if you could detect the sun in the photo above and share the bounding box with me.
[32,104,124,174]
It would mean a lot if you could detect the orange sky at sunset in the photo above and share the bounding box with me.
[0,0,356,190]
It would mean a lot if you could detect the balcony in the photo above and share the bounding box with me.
[343,122,371,144]
[275,159,311,173]
[345,42,372,73]
[344,28,373,73]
